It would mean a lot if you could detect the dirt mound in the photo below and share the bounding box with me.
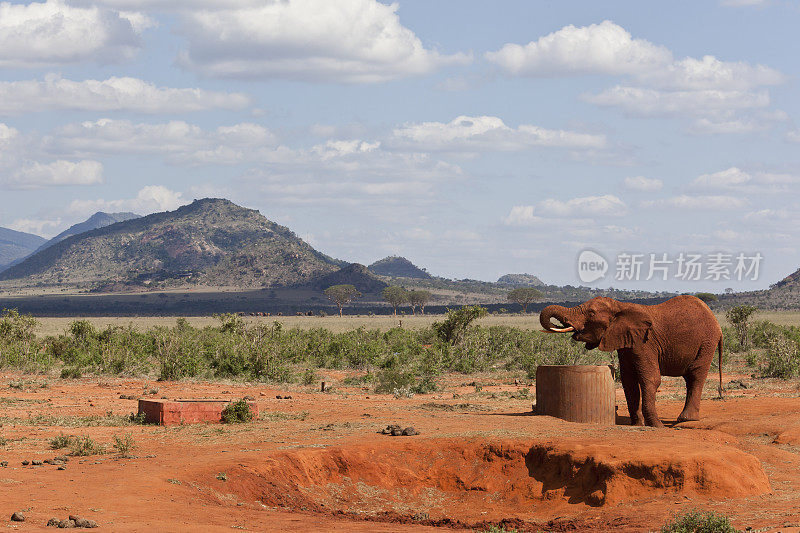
[212,437,769,522]
[774,426,800,446]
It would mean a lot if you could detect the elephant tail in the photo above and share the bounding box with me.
[718,335,724,399]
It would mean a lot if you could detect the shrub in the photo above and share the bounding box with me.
[761,331,800,379]
[50,433,75,449]
[375,368,416,394]
[433,306,488,345]
[660,509,736,533]
[221,399,254,424]
[726,305,758,350]
[69,435,104,456]
[112,433,136,457]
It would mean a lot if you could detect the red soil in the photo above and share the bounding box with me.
[0,371,798,532]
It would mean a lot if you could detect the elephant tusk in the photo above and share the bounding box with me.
[546,325,575,333]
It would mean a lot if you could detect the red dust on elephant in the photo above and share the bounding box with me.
[540,295,723,428]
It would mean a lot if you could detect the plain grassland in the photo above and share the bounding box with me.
[30,310,800,337]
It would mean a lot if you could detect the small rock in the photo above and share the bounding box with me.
[32,459,43,466]
[402,427,418,436]
[47,517,59,527]
[58,465,66,470]
[21,460,30,466]
[68,515,79,522]
[275,395,283,399]
[284,395,293,400]
[381,424,401,435]
[83,520,98,528]
[0,461,8,467]
[259,392,266,397]
[44,459,54,465]
[390,427,403,436]
[243,395,255,401]
[54,456,68,462]
[57,518,76,528]
[10,512,25,522]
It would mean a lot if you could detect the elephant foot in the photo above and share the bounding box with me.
[646,419,664,428]
[677,412,700,423]
[629,414,645,426]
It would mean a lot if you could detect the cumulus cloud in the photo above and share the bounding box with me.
[3,160,104,190]
[486,20,671,77]
[0,0,145,67]
[0,75,251,114]
[691,167,751,189]
[585,86,769,117]
[488,21,785,126]
[642,195,747,210]
[623,176,663,191]
[67,185,186,217]
[505,195,627,226]
[175,0,470,82]
[688,111,788,134]
[391,115,607,151]
[8,217,63,237]
[49,119,279,165]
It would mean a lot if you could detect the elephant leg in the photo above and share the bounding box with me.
[618,352,643,425]
[638,372,663,428]
[678,345,714,422]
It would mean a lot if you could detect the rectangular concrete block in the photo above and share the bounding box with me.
[138,399,259,426]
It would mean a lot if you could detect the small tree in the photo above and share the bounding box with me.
[324,284,362,316]
[433,305,488,345]
[408,290,432,315]
[695,292,718,304]
[382,286,408,316]
[506,287,543,313]
[726,305,758,350]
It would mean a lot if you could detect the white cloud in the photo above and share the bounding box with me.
[485,20,671,77]
[176,0,470,82]
[638,55,785,91]
[8,217,62,238]
[623,176,663,191]
[49,119,278,165]
[3,160,103,190]
[0,0,144,67]
[585,86,769,117]
[691,167,751,189]
[73,0,262,9]
[0,75,251,114]
[505,195,627,225]
[643,195,747,210]
[392,115,607,151]
[67,185,186,217]
[787,131,800,143]
[720,0,770,6]
[538,195,627,217]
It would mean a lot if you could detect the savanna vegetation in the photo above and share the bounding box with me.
[0,307,606,393]
[1,303,798,394]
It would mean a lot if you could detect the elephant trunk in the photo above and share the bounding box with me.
[540,305,576,333]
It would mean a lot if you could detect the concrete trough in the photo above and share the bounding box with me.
[137,398,259,426]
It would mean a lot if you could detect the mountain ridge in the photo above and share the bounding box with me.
[0,198,341,288]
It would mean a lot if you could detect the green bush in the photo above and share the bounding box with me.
[660,509,736,533]
[375,368,416,393]
[69,435,104,456]
[761,331,800,379]
[221,399,254,424]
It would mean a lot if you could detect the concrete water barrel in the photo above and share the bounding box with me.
[535,365,615,425]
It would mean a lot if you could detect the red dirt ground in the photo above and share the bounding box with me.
[0,370,798,532]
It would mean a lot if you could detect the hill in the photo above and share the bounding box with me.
[368,256,431,279]
[0,198,341,289]
[0,227,46,271]
[308,263,388,294]
[36,212,140,253]
[497,273,545,287]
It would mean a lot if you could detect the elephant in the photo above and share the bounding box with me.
[539,295,723,427]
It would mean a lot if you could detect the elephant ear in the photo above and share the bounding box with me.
[599,308,653,352]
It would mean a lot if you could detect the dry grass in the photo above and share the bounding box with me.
[28,310,800,338]
[32,313,543,336]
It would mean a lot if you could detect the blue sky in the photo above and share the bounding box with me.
[1,0,799,291]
